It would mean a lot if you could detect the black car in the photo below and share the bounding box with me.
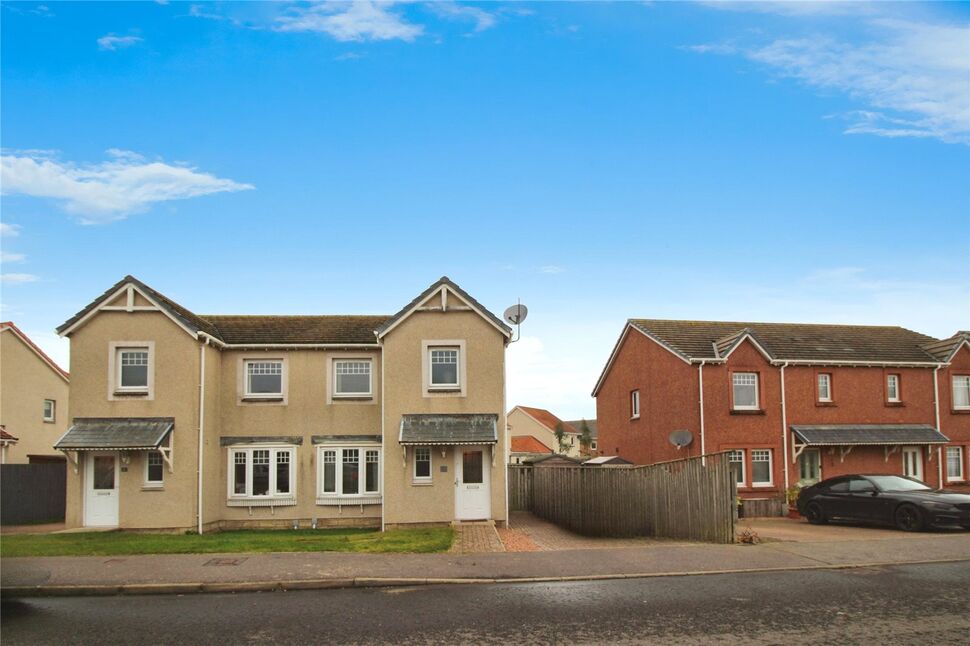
[796,474,970,531]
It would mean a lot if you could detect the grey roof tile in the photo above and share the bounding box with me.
[791,424,948,445]
[400,414,498,445]
[55,418,174,450]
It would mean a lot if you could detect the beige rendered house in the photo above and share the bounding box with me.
[0,322,70,464]
[54,275,511,531]
[507,405,585,459]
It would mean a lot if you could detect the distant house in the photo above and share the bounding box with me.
[523,454,584,467]
[510,435,552,465]
[565,418,598,453]
[0,322,70,464]
[0,426,19,464]
[507,406,593,459]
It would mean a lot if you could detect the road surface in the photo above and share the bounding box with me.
[3,561,969,644]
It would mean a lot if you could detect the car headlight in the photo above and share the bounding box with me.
[924,502,958,511]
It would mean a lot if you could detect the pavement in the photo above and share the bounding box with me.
[2,515,968,598]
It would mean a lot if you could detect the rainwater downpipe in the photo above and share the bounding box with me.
[697,360,706,460]
[197,337,208,535]
[934,365,942,487]
[780,362,790,492]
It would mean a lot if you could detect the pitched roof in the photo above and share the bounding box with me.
[0,426,19,442]
[564,419,597,438]
[921,332,970,362]
[201,315,386,345]
[791,424,948,446]
[510,435,553,454]
[515,406,578,434]
[1,321,69,381]
[376,276,512,339]
[629,319,940,363]
[55,418,174,451]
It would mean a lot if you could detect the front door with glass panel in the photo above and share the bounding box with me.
[84,452,119,526]
[902,447,923,481]
[798,449,821,486]
[455,447,491,520]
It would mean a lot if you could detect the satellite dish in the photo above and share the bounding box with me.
[668,429,693,450]
[504,303,529,326]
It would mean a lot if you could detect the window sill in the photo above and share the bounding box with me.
[730,409,765,415]
[141,485,164,491]
[43,419,56,424]
[950,409,970,415]
[227,497,296,507]
[316,496,382,506]
[885,401,905,407]
[751,484,775,489]
[241,396,284,403]
[411,480,434,487]
[815,401,837,407]
[427,387,461,393]
[331,395,374,401]
[114,390,149,397]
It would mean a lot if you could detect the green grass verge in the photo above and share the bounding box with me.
[0,527,454,558]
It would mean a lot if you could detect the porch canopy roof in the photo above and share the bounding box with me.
[399,414,498,446]
[55,418,174,451]
[791,424,949,447]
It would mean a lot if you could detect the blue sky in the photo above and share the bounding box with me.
[2,1,968,418]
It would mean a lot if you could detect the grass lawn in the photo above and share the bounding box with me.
[0,527,454,558]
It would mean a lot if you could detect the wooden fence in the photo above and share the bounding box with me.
[508,452,735,543]
[739,497,785,518]
[0,463,67,525]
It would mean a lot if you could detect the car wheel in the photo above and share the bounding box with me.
[894,504,924,532]
[805,502,827,525]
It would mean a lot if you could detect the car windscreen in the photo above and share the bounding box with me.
[866,475,933,492]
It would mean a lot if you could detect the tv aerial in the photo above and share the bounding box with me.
[503,301,528,343]
[668,429,694,451]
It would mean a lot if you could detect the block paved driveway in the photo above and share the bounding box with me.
[499,511,677,552]
[741,517,970,542]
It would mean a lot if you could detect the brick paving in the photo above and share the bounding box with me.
[450,522,506,554]
[504,511,675,551]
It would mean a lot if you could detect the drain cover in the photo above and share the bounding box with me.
[203,557,248,566]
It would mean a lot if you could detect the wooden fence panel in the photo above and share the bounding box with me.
[508,452,735,544]
[1,463,66,525]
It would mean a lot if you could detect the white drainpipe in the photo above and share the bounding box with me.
[697,360,706,459]
[780,362,790,491]
[934,365,942,487]
[197,338,208,535]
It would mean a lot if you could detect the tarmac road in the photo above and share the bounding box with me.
[3,561,969,645]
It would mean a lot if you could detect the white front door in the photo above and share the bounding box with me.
[902,446,923,482]
[455,446,491,520]
[84,452,119,527]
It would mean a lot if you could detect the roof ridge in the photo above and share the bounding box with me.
[630,317,927,331]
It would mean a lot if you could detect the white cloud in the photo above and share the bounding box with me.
[427,2,497,33]
[97,34,144,51]
[0,149,254,223]
[0,223,21,237]
[540,265,565,274]
[689,15,970,144]
[276,1,423,42]
[0,252,26,263]
[1,273,40,284]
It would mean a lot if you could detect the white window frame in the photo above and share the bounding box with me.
[227,445,297,501]
[886,374,900,403]
[429,346,460,389]
[728,449,746,486]
[244,359,284,398]
[145,450,164,487]
[116,347,150,392]
[630,390,640,419]
[422,340,467,397]
[751,449,773,487]
[413,446,432,483]
[332,359,373,398]
[316,444,382,500]
[43,399,56,422]
[591,441,597,451]
[952,375,970,410]
[817,373,831,402]
[946,446,965,481]
[108,341,155,401]
[732,372,759,411]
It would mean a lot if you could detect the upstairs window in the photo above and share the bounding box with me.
[245,360,283,397]
[817,373,831,402]
[886,374,901,402]
[118,348,149,390]
[732,373,759,410]
[429,347,460,388]
[630,390,640,419]
[334,360,372,397]
[952,376,970,409]
[43,399,56,422]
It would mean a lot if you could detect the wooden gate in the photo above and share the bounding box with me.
[1,463,67,525]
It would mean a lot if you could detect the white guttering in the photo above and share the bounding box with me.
[697,360,707,459]
[197,336,209,535]
[769,359,941,367]
[934,365,943,486]
[779,362,790,491]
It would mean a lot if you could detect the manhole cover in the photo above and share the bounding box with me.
[103,558,126,564]
[204,557,248,566]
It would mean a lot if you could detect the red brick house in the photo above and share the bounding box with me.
[592,320,970,500]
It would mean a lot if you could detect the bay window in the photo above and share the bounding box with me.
[228,445,296,503]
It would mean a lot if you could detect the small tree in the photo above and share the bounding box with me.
[579,419,593,455]
[554,422,567,453]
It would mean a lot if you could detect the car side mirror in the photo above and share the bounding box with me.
[870,490,879,496]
